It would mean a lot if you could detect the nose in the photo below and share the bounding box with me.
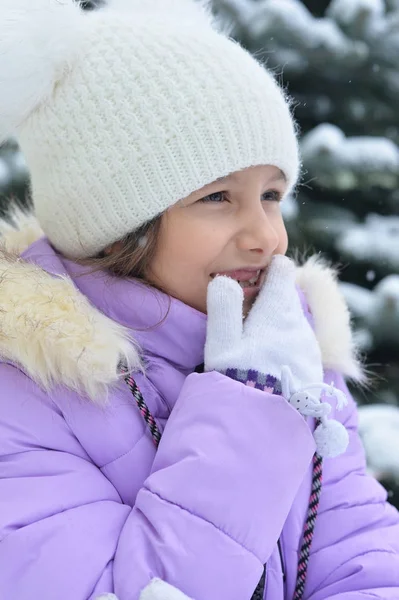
[235,203,280,255]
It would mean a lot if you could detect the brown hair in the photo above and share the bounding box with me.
[76,213,173,330]
[77,214,165,292]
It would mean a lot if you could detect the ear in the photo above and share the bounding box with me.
[103,240,124,256]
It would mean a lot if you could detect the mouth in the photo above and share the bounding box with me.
[210,268,265,292]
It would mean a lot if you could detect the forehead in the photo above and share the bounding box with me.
[214,166,287,184]
[176,165,287,207]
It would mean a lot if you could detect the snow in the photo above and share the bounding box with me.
[281,192,299,221]
[337,214,399,270]
[0,145,29,194]
[358,404,399,479]
[301,124,399,191]
[239,0,369,68]
[352,327,374,352]
[339,282,374,320]
[368,275,399,346]
[9,150,29,183]
[327,0,399,68]
[348,98,367,120]
[339,274,399,349]
[377,17,399,68]
[338,283,375,351]
[386,0,399,10]
[245,0,312,42]
[327,0,385,29]
[0,157,10,188]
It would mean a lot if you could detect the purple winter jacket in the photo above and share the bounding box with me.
[1,223,399,600]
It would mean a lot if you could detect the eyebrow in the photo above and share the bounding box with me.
[214,169,287,184]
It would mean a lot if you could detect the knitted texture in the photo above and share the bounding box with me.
[204,257,324,396]
[2,0,299,258]
[223,368,282,395]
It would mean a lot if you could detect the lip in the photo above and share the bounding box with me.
[210,267,267,296]
[211,267,266,280]
[241,283,261,298]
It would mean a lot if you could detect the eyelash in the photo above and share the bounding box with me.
[198,190,282,204]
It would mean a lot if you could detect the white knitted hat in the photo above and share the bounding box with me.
[0,0,300,259]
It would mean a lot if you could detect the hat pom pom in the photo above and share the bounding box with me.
[0,0,85,143]
[314,419,349,458]
[106,0,218,30]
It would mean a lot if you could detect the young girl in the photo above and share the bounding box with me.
[1,1,399,599]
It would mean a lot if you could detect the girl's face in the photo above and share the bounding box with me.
[147,164,289,316]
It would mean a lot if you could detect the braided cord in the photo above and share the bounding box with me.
[124,373,161,447]
[123,373,322,598]
[293,452,323,600]
[251,567,266,600]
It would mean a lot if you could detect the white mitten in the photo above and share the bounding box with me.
[205,255,323,389]
[96,578,193,600]
[205,254,349,458]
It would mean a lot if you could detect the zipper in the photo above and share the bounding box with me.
[277,538,287,582]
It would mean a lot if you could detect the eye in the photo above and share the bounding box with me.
[197,189,283,204]
[262,190,282,202]
[197,191,226,203]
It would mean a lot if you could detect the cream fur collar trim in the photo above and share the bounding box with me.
[0,210,364,401]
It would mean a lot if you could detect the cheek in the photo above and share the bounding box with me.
[279,225,289,253]
[152,221,212,312]
[274,216,288,253]
[172,222,221,265]
[153,217,213,279]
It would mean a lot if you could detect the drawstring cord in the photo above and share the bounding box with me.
[293,452,323,600]
[123,369,323,600]
[124,371,162,447]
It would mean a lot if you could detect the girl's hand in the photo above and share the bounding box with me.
[205,255,350,458]
[205,255,323,393]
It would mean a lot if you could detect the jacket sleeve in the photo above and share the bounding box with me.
[303,369,399,600]
[0,363,316,600]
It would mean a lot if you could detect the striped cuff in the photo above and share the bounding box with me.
[222,368,282,395]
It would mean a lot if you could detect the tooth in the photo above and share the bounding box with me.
[248,271,259,285]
